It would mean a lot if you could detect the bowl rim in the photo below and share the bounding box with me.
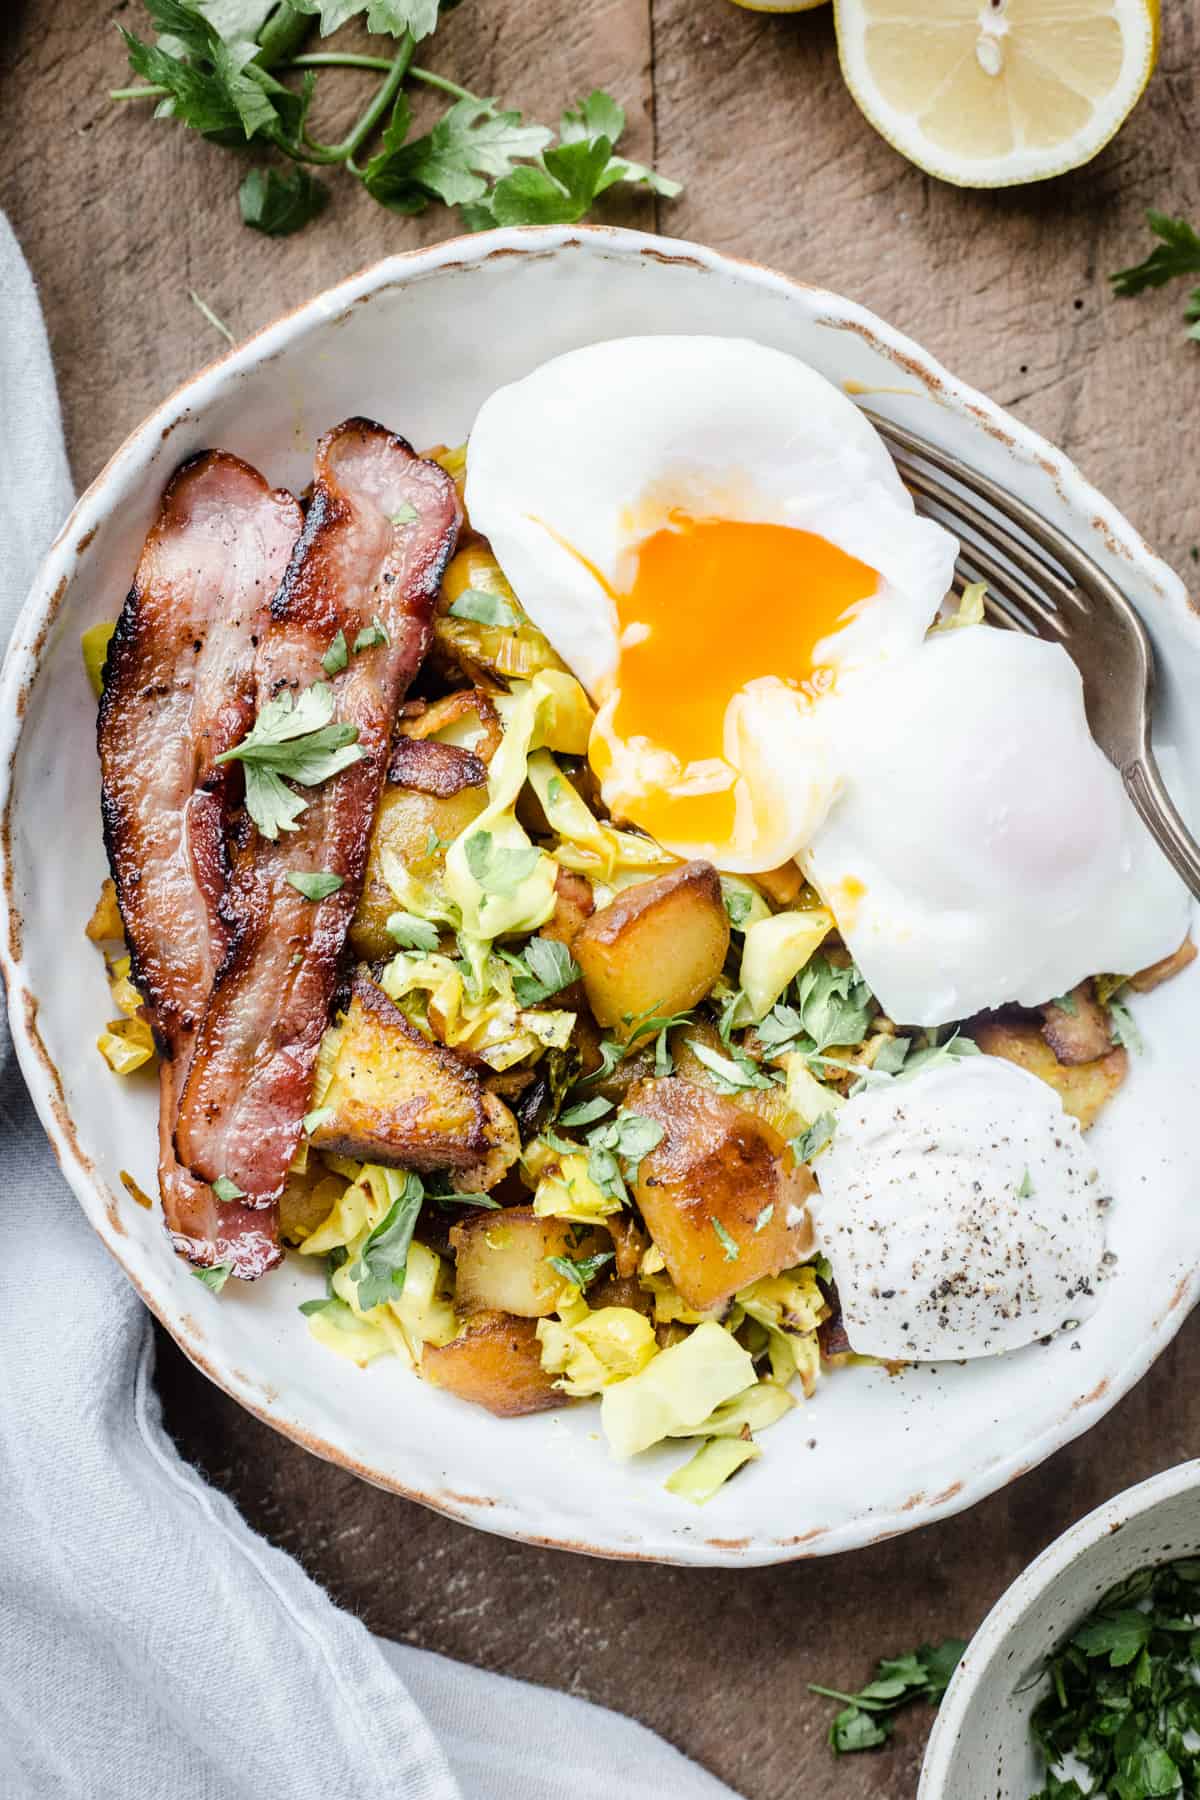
[918,1458,1200,1797]
[1,220,1195,1565]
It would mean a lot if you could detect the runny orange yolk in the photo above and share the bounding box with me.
[598,515,878,854]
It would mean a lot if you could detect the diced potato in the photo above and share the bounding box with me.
[541,868,594,950]
[669,1019,803,1142]
[421,1310,568,1416]
[1039,983,1112,1065]
[972,1016,1128,1130]
[1130,935,1197,993]
[627,1076,815,1312]
[451,1206,607,1317]
[450,1092,522,1195]
[350,782,487,960]
[574,861,730,1036]
[308,976,488,1169]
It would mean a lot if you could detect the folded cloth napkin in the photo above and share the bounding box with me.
[0,213,737,1800]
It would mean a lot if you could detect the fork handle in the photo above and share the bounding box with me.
[1124,754,1200,903]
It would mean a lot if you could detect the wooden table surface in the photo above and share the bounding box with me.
[4,4,1199,1796]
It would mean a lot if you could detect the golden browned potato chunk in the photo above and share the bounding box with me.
[308,975,488,1169]
[542,868,595,950]
[972,1017,1128,1130]
[627,1076,814,1313]
[350,782,487,961]
[1130,935,1197,993]
[574,861,730,1036]
[1040,983,1112,1065]
[450,1092,521,1196]
[421,1311,567,1417]
[451,1206,607,1317]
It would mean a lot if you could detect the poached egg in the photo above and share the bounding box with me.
[466,335,958,874]
[811,1055,1108,1361]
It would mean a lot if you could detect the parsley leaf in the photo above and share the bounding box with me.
[121,0,305,142]
[321,628,348,676]
[216,680,363,838]
[193,1260,234,1292]
[547,1250,615,1290]
[448,587,520,628]
[239,165,328,234]
[1107,997,1144,1055]
[345,1172,425,1310]
[353,617,390,652]
[712,1218,740,1262]
[285,869,344,901]
[583,1110,664,1204]
[386,911,441,952]
[685,1038,776,1093]
[507,937,580,1006]
[720,878,755,930]
[289,0,442,40]
[811,1639,966,1757]
[558,1096,613,1128]
[212,1175,245,1202]
[364,93,553,212]
[790,1113,837,1165]
[754,1204,774,1234]
[463,830,540,896]
[1016,1166,1034,1200]
[1113,213,1200,295]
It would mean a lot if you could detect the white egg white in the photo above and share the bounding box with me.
[811,1055,1107,1361]
[804,626,1192,1026]
[465,335,958,872]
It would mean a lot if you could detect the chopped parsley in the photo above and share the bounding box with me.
[811,1639,966,1755]
[386,911,441,952]
[321,629,348,676]
[503,936,580,1006]
[463,829,541,896]
[711,1218,740,1262]
[685,1038,776,1093]
[212,1175,245,1203]
[215,680,363,839]
[790,1113,838,1166]
[353,616,390,653]
[345,1172,425,1311]
[547,1250,615,1290]
[448,587,520,629]
[1028,1557,1200,1798]
[192,1260,233,1292]
[285,870,344,901]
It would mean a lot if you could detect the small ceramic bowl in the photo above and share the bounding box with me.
[920,1460,1200,1798]
[2,224,1199,1565]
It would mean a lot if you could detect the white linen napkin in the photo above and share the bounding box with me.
[0,211,737,1800]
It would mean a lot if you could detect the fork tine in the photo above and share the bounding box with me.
[863,409,1125,622]
[909,486,1068,637]
[950,548,1067,638]
[900,464,1081,628]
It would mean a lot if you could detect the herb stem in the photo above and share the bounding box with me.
[409,66,476,103]
[286,53,396,73]
[254,1,312,70]
[807,1685,881,1709]
[299,35,413,166]
[110,84,168,101]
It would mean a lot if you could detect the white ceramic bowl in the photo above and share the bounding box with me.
[920,1460,1200,1797]
[3,224,1198,1566]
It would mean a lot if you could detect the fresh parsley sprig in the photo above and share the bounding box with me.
[345,1171,425,1310]
[112,2,679,240]
[811,1639,966,1755]
[1112,212,1200,342]
[216,679,363,839]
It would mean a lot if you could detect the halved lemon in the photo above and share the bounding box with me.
[834,0,1159,188]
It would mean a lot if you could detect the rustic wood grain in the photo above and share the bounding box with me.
[4,3,1200,1797]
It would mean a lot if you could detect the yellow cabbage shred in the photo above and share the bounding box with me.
[536,1293,658,1398]
[731,1266,829,1395]
[81,620,115,699]
[531,1149,623,1227]
[740,907,834,1022]
[665,1436,762,1506]
[600,1321,758,1459]
[526,749,677,886]
[381,949,574,1071]
[96,954,155,1075]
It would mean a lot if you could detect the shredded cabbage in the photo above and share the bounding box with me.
[665,1437,762,1504]
[96,954,155,1075]
[532,1149,623,1226]
[732,1265,829,1395]
[536,1292,658,1397]
[782,1054,846,1126]
[600,1321,757,1458]
[740,907,834,1021]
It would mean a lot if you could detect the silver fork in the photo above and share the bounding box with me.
[863,409,1200,901]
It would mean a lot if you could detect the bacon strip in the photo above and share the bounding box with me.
[99,452,303,1278]
[175,420,460,1203]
